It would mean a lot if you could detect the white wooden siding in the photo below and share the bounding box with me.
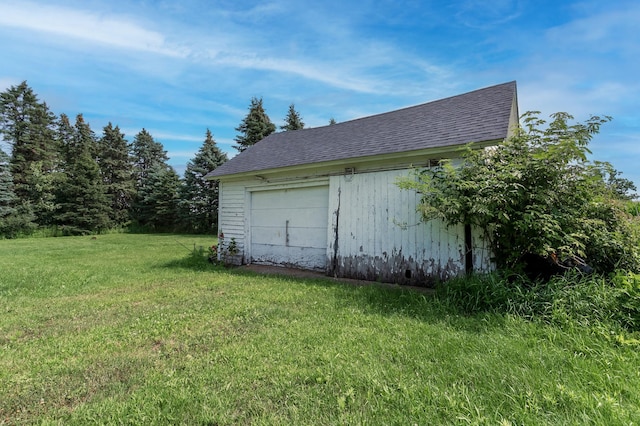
[250,186,329,270]
[217,181,246,264]
[328,169,492,284]
[217,168,493,282]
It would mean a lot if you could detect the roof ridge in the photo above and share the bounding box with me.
[206,81,517,178]
[306,81,517,131]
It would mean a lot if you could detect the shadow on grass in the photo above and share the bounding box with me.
[160,254,504,333]
[163,254,220,271]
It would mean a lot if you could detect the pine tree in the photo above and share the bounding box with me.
[50,113,74,227]
[56,114,75,167]
[180,129,228,233]
[233,97,276,152]
[55,114,110,235]
[0,81,59,226]
[0,81,36,150]
[133,163,181,231]
[281,104,305,131]
[129,130,179,230]
[0,147,35,237]
[98,123,135,227]
[0,148,15,223]
[329,118,337,125]
[131,128,168,186]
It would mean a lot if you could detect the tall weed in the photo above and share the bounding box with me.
[611,271,640,330]
[437,271,640,336]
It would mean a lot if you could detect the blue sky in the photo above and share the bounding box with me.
[1,0,638,191]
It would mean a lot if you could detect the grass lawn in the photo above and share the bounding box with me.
[1,234,639,424]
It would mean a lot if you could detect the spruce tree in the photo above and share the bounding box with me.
[133,163,181,231]
[180,129,228,233]
[131,128,169,186]
[56,114,75,168]
[55,114,110,234]
[233,97,276,152]
[0,81,59,226]
[0,148,35,237]
[281,104,305,131]
[98,123,135,227]
[130,129,179,230]
[50,113,74,227]
[0,148,15,224]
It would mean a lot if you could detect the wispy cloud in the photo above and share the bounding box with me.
[0,1,188,57]
[212,53,383,94]
[0,0,451,97]
[2,0,638,188]
[546,2,640,56]
[454,0,522,29]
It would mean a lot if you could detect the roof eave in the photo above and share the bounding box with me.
[205,138,504,181]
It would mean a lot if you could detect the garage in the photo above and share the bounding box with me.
[249,185,329,270]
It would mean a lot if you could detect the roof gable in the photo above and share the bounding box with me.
[206,81,517,178]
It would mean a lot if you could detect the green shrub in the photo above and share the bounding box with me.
[612,271,640,330]
[437,271,640,335]
[398,112,640,274]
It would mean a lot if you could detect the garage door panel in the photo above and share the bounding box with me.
[251,245,327,270]
[252,226,327,248]
[250,186,329,270]
[251,186,328,209]
[250,208,328,227]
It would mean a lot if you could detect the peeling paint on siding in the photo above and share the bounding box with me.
[216,169,493,283]
[330,186,341,276]
[327,169,479,286]
[332,252,465,287]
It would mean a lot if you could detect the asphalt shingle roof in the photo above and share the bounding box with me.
[206,81,517,178]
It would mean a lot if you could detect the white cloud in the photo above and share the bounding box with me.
[212,53,383,94]
[0,0,453,97]
[518,81,635,119]
[120,129,202,144]
[546,3,640,56]
[0,1,188,57]
[166,150,198,159]
[510,1,640,121]
[454,0,522,29]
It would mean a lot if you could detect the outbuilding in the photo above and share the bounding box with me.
[205,81,519,285]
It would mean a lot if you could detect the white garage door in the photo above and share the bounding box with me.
[250,186,329,270]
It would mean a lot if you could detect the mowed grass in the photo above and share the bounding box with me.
[1,234,639,425]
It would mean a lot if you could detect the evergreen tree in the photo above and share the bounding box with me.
[329,118,337,125]
[129,130,179,230]
[0,148,15,222]
[131,128,168,186]
[281,104,305,131]
[0,81,59,226]
[133,163,181,231]
[98,123,135,227]
[56,114,75,169]
[50,113,74,227]
[0,81,36,150]
[233,97,276,152]
[55,114,110,234]
[180,129,228,233]
[0,148,35,237]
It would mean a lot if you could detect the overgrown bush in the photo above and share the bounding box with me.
[398,112,640,274]
[612,271,640,331]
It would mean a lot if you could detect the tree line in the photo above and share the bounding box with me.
[0,82,305,238]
